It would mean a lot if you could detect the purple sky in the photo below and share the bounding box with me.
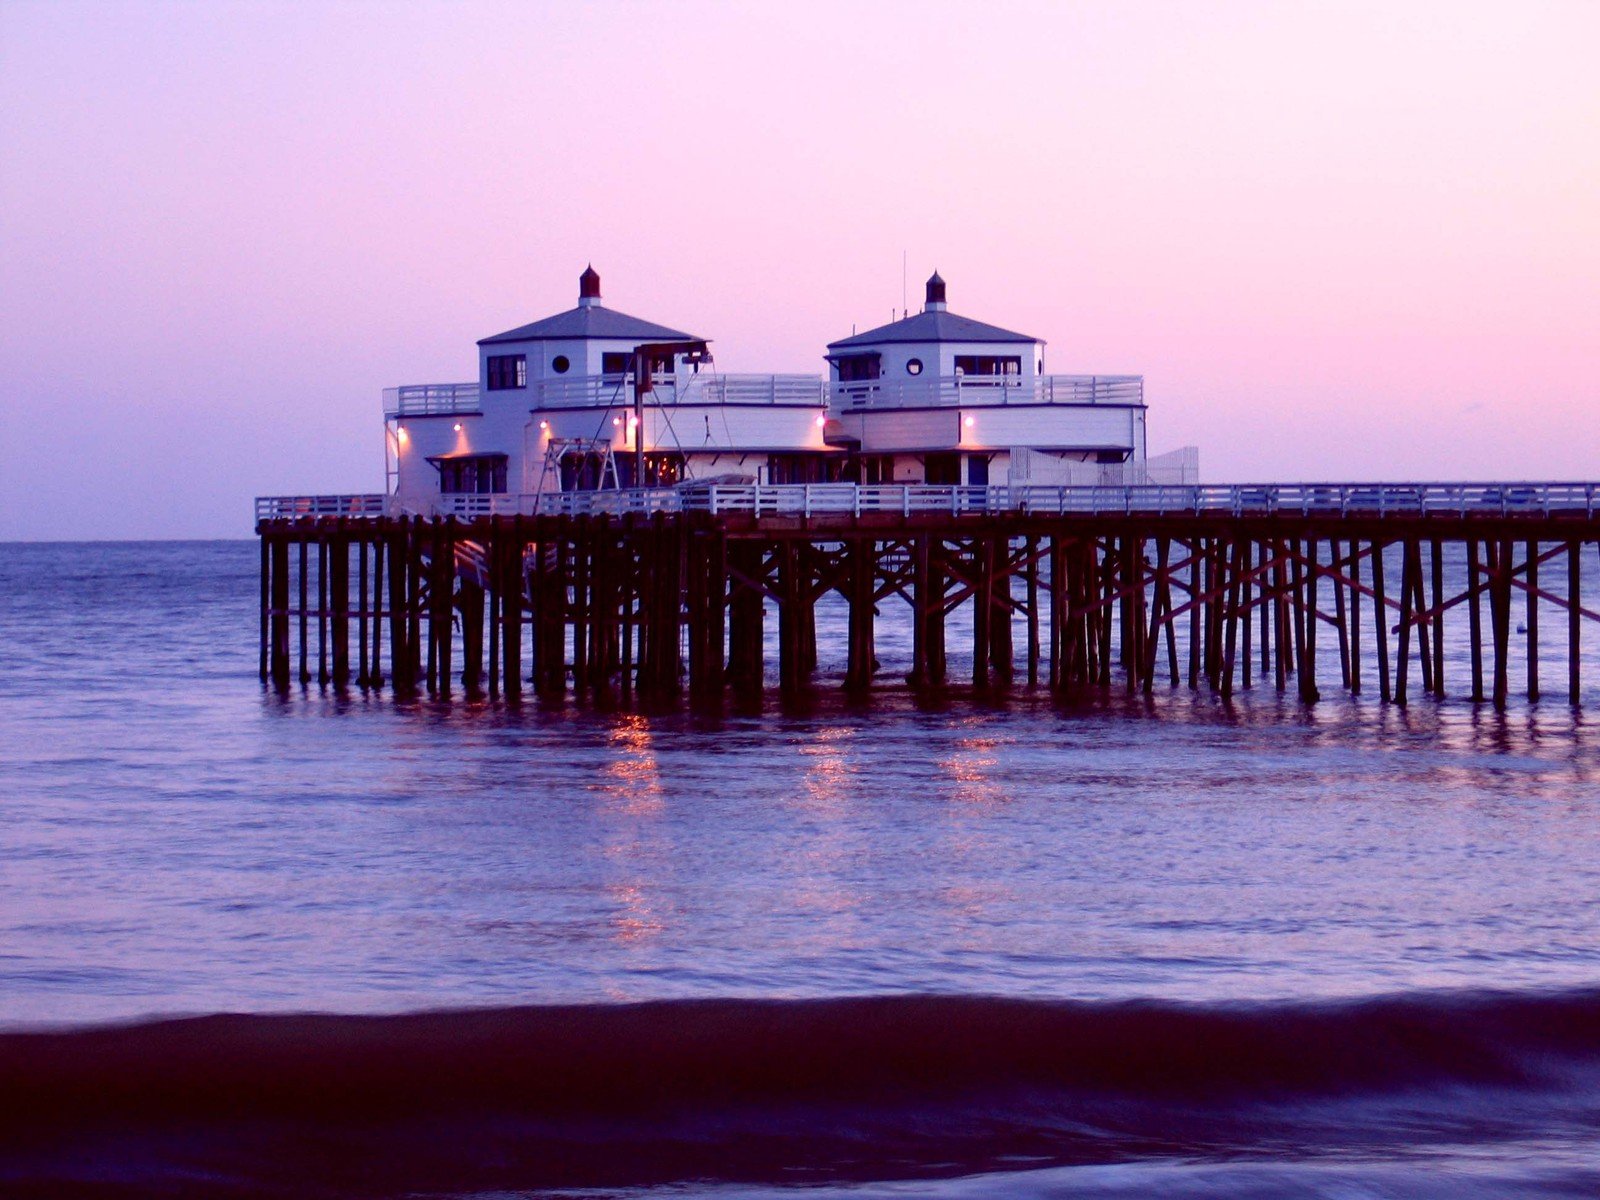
[2,1,1597,540]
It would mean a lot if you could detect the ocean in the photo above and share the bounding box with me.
[2,539,1599,1197]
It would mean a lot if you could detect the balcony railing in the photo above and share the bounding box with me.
[383,383,481,416]
[830,374,1144,411]
[257,482,1600,523]
[527,373,825,409]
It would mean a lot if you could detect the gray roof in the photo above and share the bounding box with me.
[827,308,1041,350]
[478,304,696,346]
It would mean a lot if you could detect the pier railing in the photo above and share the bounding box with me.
[830,374,1144,411]
[258,482,1600,524]
[383,383,481,416]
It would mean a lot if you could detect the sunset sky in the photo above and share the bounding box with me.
[2,0,1596,539]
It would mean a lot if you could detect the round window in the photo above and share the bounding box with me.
[906,358,923,376]
[552,355,570,374]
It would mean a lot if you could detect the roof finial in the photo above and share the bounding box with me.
[924,270,947,312]
[579,263,601,306]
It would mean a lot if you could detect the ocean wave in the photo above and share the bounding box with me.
[4,988,1600,1196]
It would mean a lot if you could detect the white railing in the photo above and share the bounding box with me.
[830,374,1144,412]
[255,494,392,520]
[529,373,826,409]
[383,383,481,416]
[257,483,1600,523]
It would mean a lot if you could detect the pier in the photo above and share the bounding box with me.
[255,482,1600,711]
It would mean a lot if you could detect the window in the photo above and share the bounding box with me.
[486,354,526,390]
[766,454,845,485]
[602,351,677,376]
[552,355,571,374]
[967,454,990,486]
[954,355,1021,379]
[924,453,960,485]
[834,354,880,382]
[906,358,923,376]
[434,454,508,495]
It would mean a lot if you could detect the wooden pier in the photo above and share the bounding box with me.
[255,483,1600,711]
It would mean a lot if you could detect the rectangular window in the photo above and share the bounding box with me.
[834,355,881,382]
[437,455,508,494]
[924,453,960,485]
[602,352,676,376]
[954,355,1021,379]
[487,354,526,390]
[966,454,990,486]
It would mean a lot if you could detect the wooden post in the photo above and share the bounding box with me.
[1467,539,1484,702]
[259,534,270,681]
[1259,540,1273,681]
[1221,537,1244,698]
[331,534,350,687]
[1491,539,1512,711]
[1569,541,1582,705]
[1026,535,1041,687]
[1302,537,1320,704]
[1372,541,1390,704]
[1290,544,1311,702]
[728,540,765,695]
[357,535,369,687]
[369,529,385,690]
[1240,539,1253,689]
[1188,538,1203,690]
[502,526,523,702]
[387,522,409,693]
[270,536,290,690]
[1333,538,1350,692]
[973,536,993,689]
[911,534,932,687]
[317,537,329,685]
[706,528,727,697]
[846,537,876,693]
[1047,536,1065,690]
[778,538,803,696]
[1348,538,1362,696]
[298,539,310,684]
[1527,539,1540,703]
[406,521,424,691]
[1430,539,1445,698]
[1396,540,1414,706]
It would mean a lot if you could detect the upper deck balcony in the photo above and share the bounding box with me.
[528,373,826,409]
[829,374,1143,412]
[383,383,481,417]
[384,375,828,415]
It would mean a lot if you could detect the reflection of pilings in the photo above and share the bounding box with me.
[257,512,1600,711]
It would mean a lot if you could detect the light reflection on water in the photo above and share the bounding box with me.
[2,541,1600,1026]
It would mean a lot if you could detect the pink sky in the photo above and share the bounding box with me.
[2,0,1596,539]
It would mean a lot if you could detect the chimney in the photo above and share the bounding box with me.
[924,270,947,312]
[579,264,602,307]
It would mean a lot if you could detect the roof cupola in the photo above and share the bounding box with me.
[578,264,602,308]
[924,271,947,313]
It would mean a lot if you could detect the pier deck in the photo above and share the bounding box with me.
[255,483,1600,710]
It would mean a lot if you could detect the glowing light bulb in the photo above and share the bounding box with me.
[538,420,549,430]
[815,415,826,427]
[613,417,622,427]
[452,422,462,432]
[963,416,976,428]
[396,427,408,443]
[627,416,639,427]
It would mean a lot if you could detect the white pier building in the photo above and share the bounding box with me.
[384,267,1195,511]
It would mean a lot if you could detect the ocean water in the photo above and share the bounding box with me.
[2,539,1599,1198]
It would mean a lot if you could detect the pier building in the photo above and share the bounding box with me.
[383,266,1195,515]
[823,272,1183,489]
